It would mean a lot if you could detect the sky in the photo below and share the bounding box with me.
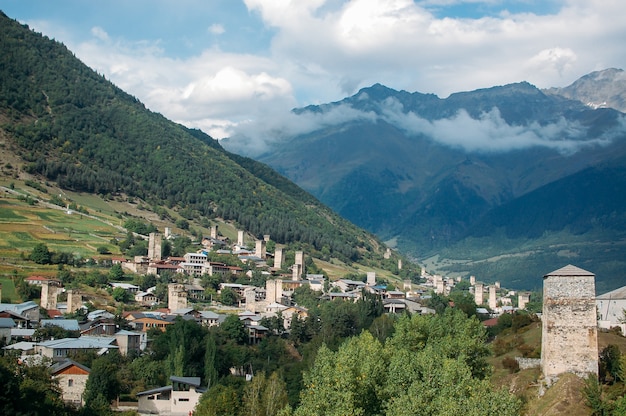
[1,0,625,146]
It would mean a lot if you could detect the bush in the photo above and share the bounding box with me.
[502,356,520,373]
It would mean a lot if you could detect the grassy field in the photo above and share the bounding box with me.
[0,277,19,302]
[0,197,124,259]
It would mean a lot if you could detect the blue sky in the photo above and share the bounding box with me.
[1,0,625,143]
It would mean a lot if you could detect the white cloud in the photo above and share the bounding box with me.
[90,26,109,42]
[26,0,625,145]
[208,24,225,35]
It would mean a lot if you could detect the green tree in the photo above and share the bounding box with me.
[387,308,491,379]
[220,287,239,306]
[108,263,124,280]
[599,344,622,383]
[242,371,266,416]
[112,287,131,303]
[204,334,218,389]
[295,331,387,416]
[384,347,520,416]
[30,242,52,264]
[194,384,240,416]
[83,353,121,409]
[263,371,290,416]
[220,314,247,344]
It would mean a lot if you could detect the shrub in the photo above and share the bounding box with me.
[502,356,520,373]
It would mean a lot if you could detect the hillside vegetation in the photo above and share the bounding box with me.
[0,11,413,278]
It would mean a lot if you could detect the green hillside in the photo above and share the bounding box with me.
[0,11,413,279]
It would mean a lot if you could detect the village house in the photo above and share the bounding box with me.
[35,336,118,359]
[129,316,173,332]
[0,317,16,344]
[136,376,204,416]
[197,310,222,327]
[109,282,140,293]
[50,359,90,407]
[0,309,32,329]
[114,329,145,355]
[597,284,626,331]
[0,301,40,322]
[135,291,160,306]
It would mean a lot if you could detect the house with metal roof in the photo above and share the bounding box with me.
[597,284,626,329]
[0,301,40,321]
[0,317,16,344]
[34,336,117,359]
[136,375,205,415]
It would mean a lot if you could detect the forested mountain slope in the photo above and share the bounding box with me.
[0,11,393,267]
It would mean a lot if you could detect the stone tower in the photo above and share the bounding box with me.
[237,230,245,247]
[274,247,284,270]
[474,282,484,306]
[266,279,283,304]
[541,265,598,382]
[255,240,267,259]
[488,285,497,309]
[518,292,531,310]
[210,225,218,239]
[367,272,376,286]
[66,289,83,314]
[148,232,162,261]
[41,280,60,310]
[292,251,304,280]
[168,283,188,312]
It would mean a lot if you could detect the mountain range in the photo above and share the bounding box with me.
[225,69,626,291]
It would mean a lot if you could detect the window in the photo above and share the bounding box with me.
[68,379,74,387]
[179,398,190,402]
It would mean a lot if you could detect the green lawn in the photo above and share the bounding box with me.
[0,277,19,302]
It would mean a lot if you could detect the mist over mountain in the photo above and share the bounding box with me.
[224,70,626,291]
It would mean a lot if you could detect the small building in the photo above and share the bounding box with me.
[109,282,140,293]
[35,336,117,358]
[50,359,90,407]
[114,330,145,355]
[129,316,173,333]
[135,291,160,306]
[0,301,40,321]
[136,376,204,415]
[0,317,16,344]
[597,285,626,329]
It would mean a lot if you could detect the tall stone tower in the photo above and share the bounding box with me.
[292,251,304,281]
[518,293,531,310]
[237,230,245,247]
[168,283,188,312]
[474,282,484,306]
[367,272,376,286]
[148,232,162,261]
[488,285,497,309]
[66,289,83,314]
[210,225,218,239]
[41,280,60,310]
[274,247,284,270]
[541,265,598,382]
[266,279,283,304]
[255,240,267,259]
